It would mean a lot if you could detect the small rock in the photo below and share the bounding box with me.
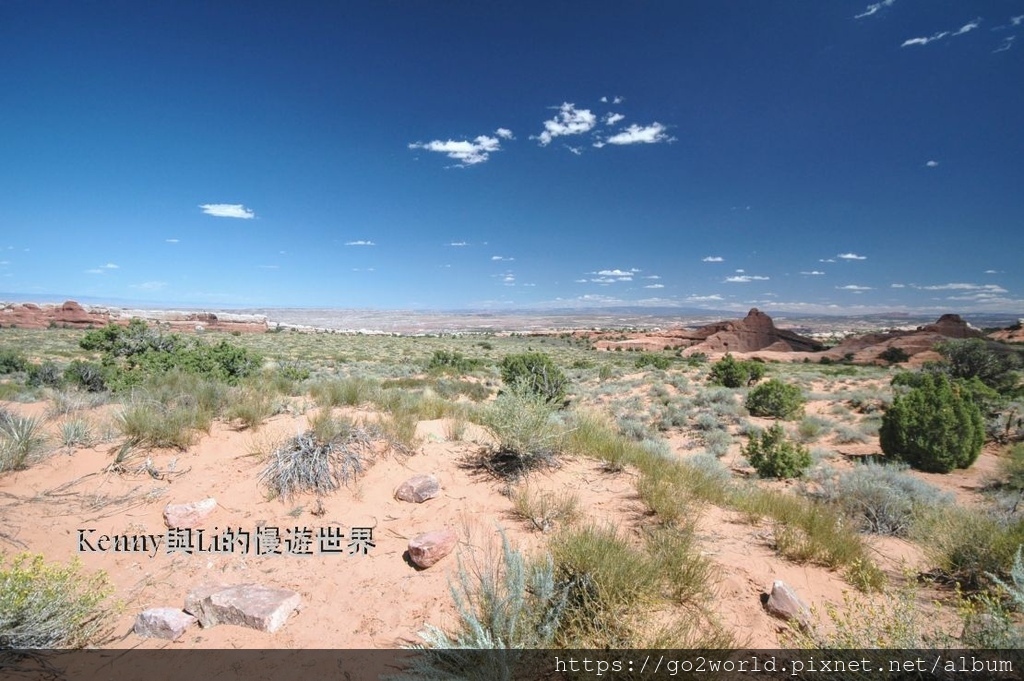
[395,474,441,503]
[134,607,197,640]
[408,529,457,568]
[764,580,811,629]
[185,583,301,633]
[163,497,217,529]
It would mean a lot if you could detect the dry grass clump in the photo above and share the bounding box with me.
[0,409,50,472]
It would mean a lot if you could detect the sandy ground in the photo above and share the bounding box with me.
[0,399,996,651]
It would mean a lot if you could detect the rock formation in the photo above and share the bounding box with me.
[0,300,268,333]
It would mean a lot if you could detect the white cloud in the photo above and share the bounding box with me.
[917,283,1008,293]
[993,36,1015,53]
[819,258,836,263]
[891,283,906,288]
[130,281,167,291]
[345,240,376,246]
[605,122,673,145]
[200,203,255,219]
[644,284,665,289]
[926,160,939,167]
[984,270,1000,274]
[165,238,179,243]
[735,269,745,273]
[84,269,103,275]
[725,275,769,283]
[953,18,981,36]
[534,103,598,146]
[855,0,895,19]
[573,279,588,283]
[800,271,825,275]
[102,263,118,269]
[686,294,724,302]
[644,275,661,280]
[449,241,468,247]
[902,31,949,47]
[492,255,514,262]
[603,113,625,126]
[702,256,724,262]
[408,134,504,166]
[613,96,624,104]
[837,252,867,260]
[837,285,874,290]
[494,128,514,140]
[566,145,583,156]
[595,269,638,277]
[1013,15,1024,26]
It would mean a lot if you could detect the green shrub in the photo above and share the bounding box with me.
[63,360,107,392]
[427,349,486,374]
[880,373,985,473]
[635,353,671,370]
[914,506,1024,590]
[742,423,811,479]
[0,410,49,472]
[0,553,114,648]
[0,349,28,374]
[26,361,63,388]
[879,346,910,364]
[499,353,568,404]
[478,384,561,478]
[744,379,805,419]
[935,338,1022,395]
[708,354,765,388]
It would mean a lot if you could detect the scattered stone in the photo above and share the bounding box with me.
[395,474,441,503]
[133,607,197,640]
[408,530,457,568]
[764,580,811,630]
[163,497,217,528]
[185,583,301,633]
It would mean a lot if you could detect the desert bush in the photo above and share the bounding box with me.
[878,346,910,364]
[833,424,870,444]
[499,353,568,404]
[880,373,985,473]
[512,486,580,533]
[797,415,832,442]
[115,398,208,450]
[225,387,278,430]
[59,418,96,449]
[914,506,1024,590]
[742,423,811,479]
[744,379,805,420]
[26,361,63,388]
[0,349,28,374]
[63,360,106,392]
[708,353,765,388]
[0,410,49,472]
[309,376,377,408]
[0,553,115,648]
[935,338,1022,395]
[999,442,1024,494]
[427,349,486,374]
[808,462,951,537]
[701,429,732,458]
[635,353,671,370]
[258,417,383,500]
[478,384,562,478]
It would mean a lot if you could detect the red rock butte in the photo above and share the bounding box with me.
[0,301,268,333]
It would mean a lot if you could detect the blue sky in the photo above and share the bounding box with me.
[1,1,1022,314]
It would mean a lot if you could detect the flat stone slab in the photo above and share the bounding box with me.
[395,474,441,503]
[184,583,301,633]
[408,529,457,568]
[163,497,217,528]
[134,607,197,640]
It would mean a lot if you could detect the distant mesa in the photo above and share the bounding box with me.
[594,308,823,354]
[0,300,268,333]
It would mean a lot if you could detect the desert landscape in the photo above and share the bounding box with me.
[1,302,1023,676]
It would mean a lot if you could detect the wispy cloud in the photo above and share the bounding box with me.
[494,128,514,140]
[984,269,1001,274]
[165,238,179,243]
[644,275,661,280]
[102,263,118,269]
[902,18,981,47]
[408,131,507,167]
[916,283,1007,293]
[800,271,825,275]
[891,283,906,288]
[603,113,625,126]
[702,256,724,263]
[725,275,769,283]
[534,103,597,146]
[345,240,376,246]
[855,0,895,19]
[926,160,939,167]
[993,36,1015,53]
[836,285,873,290]
[837,252,867,260]
[130,281,167,291]
[595,268,639,277]
[644,284,665,289]
[605,122,673,145]
[200,203,255,219]
[449,241,469,247]
[491,255,514,262]
[599,96,625,105]
[686,294,724,302]
[85,263,119,275]
[819,258,836,263]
